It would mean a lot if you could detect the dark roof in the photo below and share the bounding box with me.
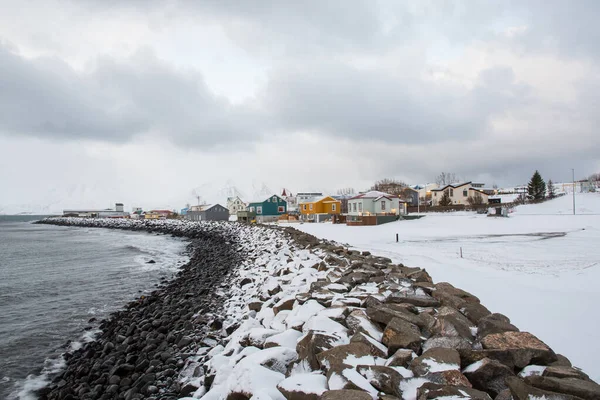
[431,182,473,191]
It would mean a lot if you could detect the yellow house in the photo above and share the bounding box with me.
[299,196,341,222]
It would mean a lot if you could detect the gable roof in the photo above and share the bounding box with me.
[190,204,227,212]
[305,195,340,204]
[431,182,473,192]
[247,194,285,204]
[350,190,397,200]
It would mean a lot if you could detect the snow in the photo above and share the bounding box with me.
[264,330,304,349]
[277,373,327,395]
[519,365,547,377]
[291,193,600,382]
[399,377,432,400]
[422,358,460,373]
[463,360,485,373]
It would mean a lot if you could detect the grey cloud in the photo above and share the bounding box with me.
[261,63,529,144]
[0,44,265,146]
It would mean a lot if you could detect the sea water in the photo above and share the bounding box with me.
[0,217,189,399]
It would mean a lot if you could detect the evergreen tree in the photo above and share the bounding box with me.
[528,170,547,200]
[439,191,452,206]
[547,179,556,199]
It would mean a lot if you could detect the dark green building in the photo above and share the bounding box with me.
[247,194,287,222]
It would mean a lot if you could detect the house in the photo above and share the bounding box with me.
[227,196,247,215]
[247,194,287,223]
[411,183,439,204]
[332,194,354,214]
[299,196,341,222]
[431,182,489,206]
[400,187,419,207]
[281,189,298,212]
[296,192,323,204]
[146,209,176,219]
[63,203,130,218]
[347,191,406,216]
[236,210,256,223]
[187,204,229,221]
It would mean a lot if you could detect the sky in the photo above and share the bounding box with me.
[1,1,599,212]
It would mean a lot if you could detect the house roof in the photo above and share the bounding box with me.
[350,190,397,200]
[247,194,284,204]
[431,182,473,191]
[303,195,340,204]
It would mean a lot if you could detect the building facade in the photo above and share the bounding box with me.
[299,196,341,222]
[187,204,229,221]
[347,191,406,216]
[227,196,247,215]
[431,182,489,205]
[247,194,288,223]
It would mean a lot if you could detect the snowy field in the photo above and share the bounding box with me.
[289,193,600,382]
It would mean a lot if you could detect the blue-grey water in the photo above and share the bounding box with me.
[0,217,189,399]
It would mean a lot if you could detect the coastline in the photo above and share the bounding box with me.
[35,218,248,400]
[35,218,600,400]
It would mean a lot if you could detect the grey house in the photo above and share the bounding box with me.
[187,204,229,222]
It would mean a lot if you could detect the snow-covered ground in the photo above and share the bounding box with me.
[290,193,600,382]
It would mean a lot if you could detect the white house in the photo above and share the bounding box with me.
[227,196,247,215]
[347,191,406,216]
[431,182,489,205]
[296,191,323,204]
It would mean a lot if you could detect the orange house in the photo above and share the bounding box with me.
[299,196,341,222]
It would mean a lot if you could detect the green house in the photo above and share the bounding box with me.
[247,194,287,222]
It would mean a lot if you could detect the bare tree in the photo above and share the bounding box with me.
[439,191,452,206]
[336,187,356,196]
[371,178,408,195]
[467,192,485,206]
[435,172,460,187]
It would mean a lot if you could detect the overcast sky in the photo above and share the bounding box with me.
[1,1,599,212]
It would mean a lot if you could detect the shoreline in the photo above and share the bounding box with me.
[35,218,600,400]
[35,218,249,400]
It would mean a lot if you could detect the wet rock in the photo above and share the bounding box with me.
[506,377,584,400]
[423,370,472,387]
[356,365,403,395]
[296,332,338,370]
[321,389,372,400]
[543,366,591,381]
[386,348,414,367]
[349,332,387,358]
[316,343,373,370]
[386,293,440,308]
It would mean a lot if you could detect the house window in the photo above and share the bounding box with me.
[278,206,285,213]
[309,204,313,210]
[358,203,362,212]
[250,207,255,212]
[332,204,336,211]
[434,192,437,197]
[381,201,386,210]
[353,203,357,212]
[273,196,277,202]
[257,206,262,214]
[303,204,307,210]
[450,189,454,196]
[463,190,468,197]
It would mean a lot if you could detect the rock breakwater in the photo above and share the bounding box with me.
[36,218,599,400]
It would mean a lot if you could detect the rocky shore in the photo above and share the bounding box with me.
[36,218,600,400]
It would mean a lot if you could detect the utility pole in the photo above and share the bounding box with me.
[572,168,576,215]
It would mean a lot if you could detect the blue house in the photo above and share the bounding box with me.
[247,194,287,222]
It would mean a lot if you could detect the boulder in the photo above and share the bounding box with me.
[422,370,471,387]
[410,348,461,376]
[463,358,516,397]
[349,332,388,358]
[273,297,296,315]
[542,366,591,381]
[550,354,573,368]
[525,376,600,399]
[481,332,557,368]
[385,349,414,368]
[320,389,372,400]
[366,304,424,328]
[346,310,383,341]
[386,293,440,308]
[356,365,403,395]
[382,317,422,354]
[460,302,491,325]
[316,343,373,371]
[296,332,339,370]
[416,383,492,400]
[477,314,519,338]
[430,307,475,341]
[506,377,584,400]
[421,336,472,353]
[276,373,327,400]
[494,388,513,400]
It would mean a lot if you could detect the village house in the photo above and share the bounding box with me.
[281,189,298,213]
[145,209,176,219]
[187,204,229,221]
[227,196,247,215]
[347,191,406,216]
[247,194,287,223]
[299,196,341,222]
[430,182,489,206]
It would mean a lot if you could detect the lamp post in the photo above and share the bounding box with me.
[572,168,576,215]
